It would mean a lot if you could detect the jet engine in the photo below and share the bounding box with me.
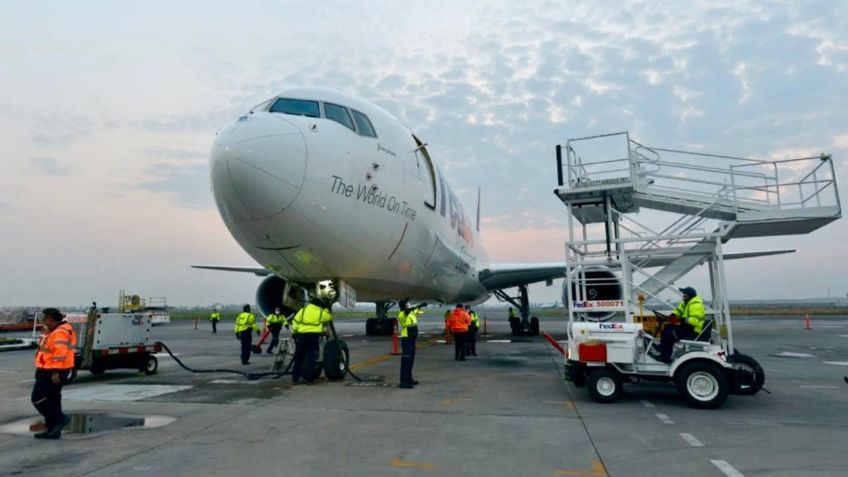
[255,275,306,317]
[561,268,623,321]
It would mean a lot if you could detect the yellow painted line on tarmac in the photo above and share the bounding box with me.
[349,337,439,372]
[390,457,437,469]
[442,398,452,407]
[542,400,576,410]
[554,459,608,476]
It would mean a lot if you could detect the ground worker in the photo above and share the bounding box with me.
[397,299,423,389]
[650,287,706,363]
[31,308,76,439]
[209,308,222,334]
[448,304,471,361]
[265,307,286,354]
[508,307,517,320]
[291,281,335,385]
[467,308,480,357]
[234,304,260,365]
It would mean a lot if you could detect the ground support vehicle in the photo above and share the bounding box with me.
[554,132,839,408]
[63,312,161,382]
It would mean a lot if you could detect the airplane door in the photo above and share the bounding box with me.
[412,135,437,211]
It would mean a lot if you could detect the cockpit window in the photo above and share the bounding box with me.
[269,98,320,118]
[324,103,355,131]
[351,110,377,138]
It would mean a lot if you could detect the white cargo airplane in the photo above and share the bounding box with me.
[194,88,792,334]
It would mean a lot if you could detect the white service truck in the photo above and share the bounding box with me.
[64,312,161,381]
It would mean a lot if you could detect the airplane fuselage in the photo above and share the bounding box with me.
[210,89,489,304]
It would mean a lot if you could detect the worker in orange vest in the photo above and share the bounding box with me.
[448,304,471,361]
[31,308,77,439]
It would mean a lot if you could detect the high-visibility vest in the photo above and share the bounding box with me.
[470,312,480,328]
[448,309,470,332]
[209,311,222,321]
[233,312,259,333]
[266,313,285,325]
[35,322,76,370]
[398,309,420,338]
[292,304,332,334]
[673,295,706,334]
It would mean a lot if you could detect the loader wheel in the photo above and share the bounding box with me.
[366,318,377,336]
[587,368,622,404]
[89,362,106,375]
[676,362,729,409]
[530,317,540,336]
[323,340,350,381]
[140,355,158,375]
[729,353,765,395]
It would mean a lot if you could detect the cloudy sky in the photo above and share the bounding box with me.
[1,1,846,307]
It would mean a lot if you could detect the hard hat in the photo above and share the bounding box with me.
[316,280,337,302]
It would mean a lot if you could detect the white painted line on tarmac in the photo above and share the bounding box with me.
[679,433,704,447]
[655,413,674,424]
[839,335,848,338]
[63,384,192,402]
[774,351,815,358]
[342,334,355,338]
[711,459,745,477]
[822,361,848,366]
[153,352,178,358]
[640,400,655,408]
[801,385,838,389]
[486,340,512,343]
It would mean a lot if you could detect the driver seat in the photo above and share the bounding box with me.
[694,319,713,342]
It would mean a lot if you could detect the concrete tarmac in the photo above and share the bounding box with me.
[1,313,847,476]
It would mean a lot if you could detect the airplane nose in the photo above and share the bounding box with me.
[211,114,307,221]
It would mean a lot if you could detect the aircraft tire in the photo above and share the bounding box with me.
[365,318,377,336]
[530,317,540,336]
[323,340,350,381]
[509,317,520,336]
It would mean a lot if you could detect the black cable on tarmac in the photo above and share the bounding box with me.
[155,341,292,381]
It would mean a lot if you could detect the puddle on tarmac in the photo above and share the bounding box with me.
[0,412,175,438]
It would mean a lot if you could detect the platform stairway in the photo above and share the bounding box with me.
[555,131,841,314]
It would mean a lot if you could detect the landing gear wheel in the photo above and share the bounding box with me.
[676,362,729,409]
[509,317,520,336]
[140,355,158,375]
[729,353,765,395]
[89,365,106,376]
[530,316,540,336]
[380,318,397,335]
[587,368,622,403]
[365,318,376,336]
[323,340,350,380]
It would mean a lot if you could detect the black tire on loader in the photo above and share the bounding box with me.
[729,353,765,395]
[587,368,622,404]
[365,318,377,336]
[140,354,158,375]
[675,361,729,409]
[323,340,350,381]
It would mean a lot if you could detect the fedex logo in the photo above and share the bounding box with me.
[598,323,624,330]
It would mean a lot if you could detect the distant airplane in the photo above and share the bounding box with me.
[540,300,560,309]
[194,88,793,334]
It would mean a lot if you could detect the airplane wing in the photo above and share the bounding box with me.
[478,249,795,291]
[190,265,272,276]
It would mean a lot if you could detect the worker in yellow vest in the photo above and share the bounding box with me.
[209,308,222,334]
[397,299,424,389]
[291,281,335,384]
[467,308,480,357]
[265,307,286,354]
[234,304,260,365]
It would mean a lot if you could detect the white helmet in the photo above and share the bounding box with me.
[316,280,337,302]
